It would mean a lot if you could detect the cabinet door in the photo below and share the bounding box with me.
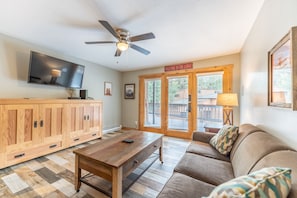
[67,102,102,146]
[68,103,85,137]
[2,104,39,152]
[86,103,102,135]
[39,104,64,143]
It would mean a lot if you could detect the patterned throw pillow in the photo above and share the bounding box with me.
[205,167,292,198]
[209,125,239,155]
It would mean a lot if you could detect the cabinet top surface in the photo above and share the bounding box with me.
[0,98,102,104]
[73,131,163,168]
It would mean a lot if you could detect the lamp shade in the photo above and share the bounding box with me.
[216,93,238,107]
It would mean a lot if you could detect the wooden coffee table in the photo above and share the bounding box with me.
[73,130,163,198]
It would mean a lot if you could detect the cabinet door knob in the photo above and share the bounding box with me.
[40,120,44,127]
[34,121,38,128]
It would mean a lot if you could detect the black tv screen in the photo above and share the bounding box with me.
[28,51,85,89]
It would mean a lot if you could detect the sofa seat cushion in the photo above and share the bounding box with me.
[210,125,239,155]
[186,141,230,162]
[174,153,234,185]
[157,172,215,198]
[205,167,292,198]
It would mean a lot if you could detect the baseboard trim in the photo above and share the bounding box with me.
[102,126,122,134]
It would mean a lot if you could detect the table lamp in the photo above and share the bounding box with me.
[216,93,238,125]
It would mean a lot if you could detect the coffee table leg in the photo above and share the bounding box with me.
[159,146,163,163]
[112,166,123,198]
[74,155,81,192]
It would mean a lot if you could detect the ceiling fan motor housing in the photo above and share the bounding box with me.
[116,29,129,42]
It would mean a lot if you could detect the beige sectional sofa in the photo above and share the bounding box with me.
[157,124,297,197]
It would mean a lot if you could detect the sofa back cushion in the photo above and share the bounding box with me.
[230,124,264,160]
[250,150,297,198]
[231,131,293,177]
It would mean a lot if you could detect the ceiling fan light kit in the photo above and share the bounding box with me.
[85,20,155,57]
[116,41,129,51]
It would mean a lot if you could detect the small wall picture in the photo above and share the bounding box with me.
[104,82,112,96]
[124,84,135,99]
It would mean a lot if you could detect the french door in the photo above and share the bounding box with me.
[139,65,233,139]
[165,73,193,138]
[139,73,193,138]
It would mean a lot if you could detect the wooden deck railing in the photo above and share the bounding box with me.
[146,103,223,121]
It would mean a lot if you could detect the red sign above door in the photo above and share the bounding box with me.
[164,63,193,72]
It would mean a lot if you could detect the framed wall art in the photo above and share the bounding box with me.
[104,82,112,96]
[124,83,135,99]
[268,26,297,109]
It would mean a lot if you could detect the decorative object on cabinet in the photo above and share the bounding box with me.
[124,83,135,99]
[104,82,112,96]
[268,26,297,109]
[216,93,238,125]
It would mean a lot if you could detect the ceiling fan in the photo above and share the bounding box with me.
[85,20,155,57]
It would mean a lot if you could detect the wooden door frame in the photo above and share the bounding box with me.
[139,64,233,139]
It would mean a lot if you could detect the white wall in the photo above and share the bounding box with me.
[241,0,297,149]
[122,53,240,129]
[0,33,122,131]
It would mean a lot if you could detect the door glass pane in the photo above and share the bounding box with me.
[197,73,223,131]
[168,76,188,131]
[144,79,161,128]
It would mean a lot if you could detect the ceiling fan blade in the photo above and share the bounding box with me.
[130,32,155,42]
[99,20,119,39]
[115,49,122,57]
[130,43,150,55]
[85,41,116,44]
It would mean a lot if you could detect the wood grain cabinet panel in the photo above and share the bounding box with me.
[39,104,65,144]
[2,104,39,152]
[67,102,102,147]
[0,99,102,169]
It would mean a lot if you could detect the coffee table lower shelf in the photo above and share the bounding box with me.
[80,153,159,197]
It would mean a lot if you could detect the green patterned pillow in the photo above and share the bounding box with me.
[209,125,239,155]
[205,167,292,198]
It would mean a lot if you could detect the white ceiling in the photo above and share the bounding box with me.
[0,0,264,72]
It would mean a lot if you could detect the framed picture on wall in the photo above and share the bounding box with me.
[268,26,297,110]
[124,84,135,99]
[104,82,112,96]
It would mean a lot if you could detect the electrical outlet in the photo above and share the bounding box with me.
[135,121,138,129]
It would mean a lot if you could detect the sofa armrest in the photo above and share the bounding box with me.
[192,131,216,143]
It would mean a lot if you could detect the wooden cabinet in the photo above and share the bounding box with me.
[0,99,102,169]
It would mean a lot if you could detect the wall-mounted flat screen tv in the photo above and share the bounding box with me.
[28,51,85,89]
